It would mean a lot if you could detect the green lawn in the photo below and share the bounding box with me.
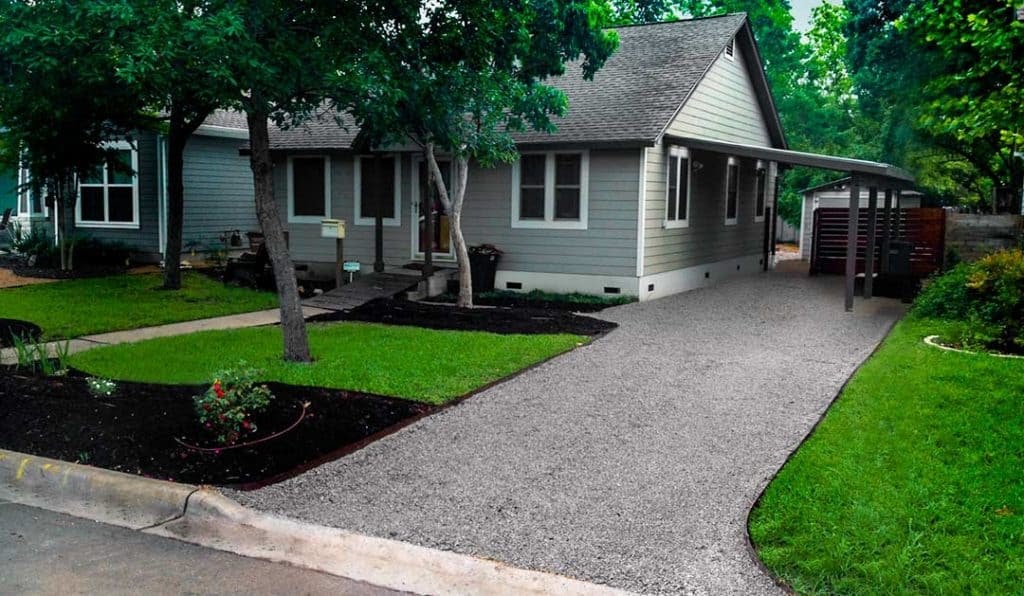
[69,322,585,404]
[0,272,277,339]
[749,317,1024,594]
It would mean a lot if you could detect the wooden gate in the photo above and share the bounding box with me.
[810,207,945,277]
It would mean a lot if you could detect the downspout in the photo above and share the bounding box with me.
[636,146,647,283]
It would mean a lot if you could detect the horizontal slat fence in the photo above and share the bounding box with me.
[811,207,945,277]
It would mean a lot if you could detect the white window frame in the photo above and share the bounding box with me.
[754,160,767,223]
[353,154,401,227]
[16,166,47,219]
[664,146,691,229]
[724,156,739,226]
[286,155,332,224]
[511,150,589,230]
[75,141,140,229]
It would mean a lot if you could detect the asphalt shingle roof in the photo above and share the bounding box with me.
[265,14,748,151]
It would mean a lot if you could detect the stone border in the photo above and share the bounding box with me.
[923,335,1024,359]
[0,449,633,596]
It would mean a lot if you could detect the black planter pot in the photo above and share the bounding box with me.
[469,252,501,293]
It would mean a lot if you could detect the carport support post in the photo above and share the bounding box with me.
[845,177,860,312]
[880,189,893,274]
[863,186,878,299]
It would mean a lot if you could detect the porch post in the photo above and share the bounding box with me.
[880,189,893,274]
[845,176,860,312]
[894,190,902,239]
[863,186,879,299]
[374,194,384,273]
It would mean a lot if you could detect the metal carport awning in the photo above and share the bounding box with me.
[663,135,918,312]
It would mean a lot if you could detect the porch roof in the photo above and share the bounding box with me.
[663,135,915,187]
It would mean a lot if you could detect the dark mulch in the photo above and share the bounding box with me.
[437,294,631,313]
[311,297,617,337]
[0,370,433,489]
[0,254,127,280]
[0,319,42,347]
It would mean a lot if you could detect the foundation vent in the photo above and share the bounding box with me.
[603,286,621,295]
[505,281,523,290]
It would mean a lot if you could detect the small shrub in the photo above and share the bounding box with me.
[914,248,1024,351]
[11,226,59,267]
[193,362,274,445]
[10,333,70,376]
[85,377,117,397]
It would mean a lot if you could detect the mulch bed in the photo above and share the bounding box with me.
[0,319,42,347]
[313,297,618,337]
[433,293,630,313]
[0,254,127,280]
[0,369,433,489]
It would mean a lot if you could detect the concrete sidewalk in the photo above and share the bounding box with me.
[0,306,330,365]
[235,270,905,595]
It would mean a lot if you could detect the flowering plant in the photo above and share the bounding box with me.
[193,362,274,445]
[86,377,117,397]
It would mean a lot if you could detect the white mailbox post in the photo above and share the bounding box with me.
[321,219,346,288]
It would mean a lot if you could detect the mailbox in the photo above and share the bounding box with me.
[320,219,346,239]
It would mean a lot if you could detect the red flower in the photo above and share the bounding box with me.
[213,381,225,398]
[241,420,251,430]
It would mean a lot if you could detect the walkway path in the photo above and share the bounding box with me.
[304,272,420,312]
[235,270,905,595]
[0,306,330,365]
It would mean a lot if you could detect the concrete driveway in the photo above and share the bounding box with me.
[236,269,904,595]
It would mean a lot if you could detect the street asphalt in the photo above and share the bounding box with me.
[0,500,403,596]
[234,269,905,595]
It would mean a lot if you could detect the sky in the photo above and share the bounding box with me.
[789,0,839,32]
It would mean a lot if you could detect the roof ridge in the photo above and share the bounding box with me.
[608,12,746,30]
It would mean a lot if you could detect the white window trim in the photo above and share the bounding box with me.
[724,156,739,226]
[286,155,332,224]
[753,160,767,223]
[664,146,691,229]
[75,141,140,229]
[16,166,47,219]
[409,158,456,261]
[353,154,401,227]
[511,150,589,230]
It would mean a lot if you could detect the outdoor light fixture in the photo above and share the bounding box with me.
[692,160,704,172]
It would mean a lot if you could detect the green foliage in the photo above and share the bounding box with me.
[194,363,274,445]
[0,272,277,339]
[70,322,586,405]
[85,377,118,398]
[750,317,1024,594]
[10,226,58,266]
[10,333,70,376]
[914,249,1024,350]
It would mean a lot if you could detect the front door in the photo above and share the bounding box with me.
[414,160,454,260]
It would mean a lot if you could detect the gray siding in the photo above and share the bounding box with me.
[72,132,160,253]
[181,135,257,249]
[643,145,770,275]
[461,149,639,277]
[280,149,640,278]
[667,43,771,146]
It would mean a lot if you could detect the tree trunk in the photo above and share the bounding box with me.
[426,144,473,307]
[246,108,312,362]
[163,113,187,289]
[56,174,76,271]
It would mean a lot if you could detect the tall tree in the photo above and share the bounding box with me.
[357,0,618,307]
[115,0,246,289]
[0,0,151,269]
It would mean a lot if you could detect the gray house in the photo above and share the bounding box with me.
[265,14,786,301]
[11,110,257,262]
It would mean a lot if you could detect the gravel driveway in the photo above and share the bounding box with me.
[235,270,904,595]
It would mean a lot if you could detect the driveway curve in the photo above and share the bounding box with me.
[236,269,904,595]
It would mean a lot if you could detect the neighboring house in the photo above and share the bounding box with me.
[12,110,257,262]
[0,167,15,216]
[265,14,787,300]
[798,178,922,261]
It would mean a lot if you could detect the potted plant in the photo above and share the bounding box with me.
[468,244,503,293]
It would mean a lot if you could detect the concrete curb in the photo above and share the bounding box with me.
[0,449,196,530]
[0,450,632,596]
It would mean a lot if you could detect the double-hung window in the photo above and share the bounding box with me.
[665,146,691,227]
[287,156,331,223]
[77,143,139,228]
[354,155,400,226]
[724,156,739,226]
[754,161,767,223]
[512,151,589,229]
[17,167,45,218]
